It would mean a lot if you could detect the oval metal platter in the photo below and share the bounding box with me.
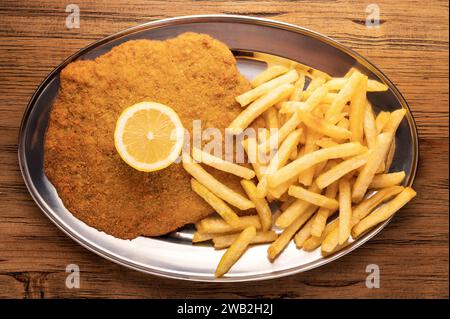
[18,15,418,282]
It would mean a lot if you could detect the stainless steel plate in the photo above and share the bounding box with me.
[18,15,418,282]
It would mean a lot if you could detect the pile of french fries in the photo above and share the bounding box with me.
[182,59,416,277]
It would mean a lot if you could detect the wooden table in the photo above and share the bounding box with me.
[0,0,448,299]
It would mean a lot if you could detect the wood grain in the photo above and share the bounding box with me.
[0,0,448,298]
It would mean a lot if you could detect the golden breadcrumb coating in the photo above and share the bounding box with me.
[44,32,255,239]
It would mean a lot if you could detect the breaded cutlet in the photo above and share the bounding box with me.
[44,32,255,239]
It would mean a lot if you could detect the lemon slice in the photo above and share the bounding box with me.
[114,101,184,172]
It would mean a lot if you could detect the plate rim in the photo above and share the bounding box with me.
[17,14,419,282]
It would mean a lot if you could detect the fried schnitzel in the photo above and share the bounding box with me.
[44,32,254,239]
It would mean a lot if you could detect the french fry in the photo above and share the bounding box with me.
[341,105,349,114]
[241,138,265,180]
[302,85,329,110]
[242,138,275,204]
[275,183,321,228]
[259,112,302,153]
[268,205,317,261]
[182,154,255,210]
[276,198,311,228]
[338,178,352,244]
[303,218,339,251]
[228,83,295,134]
[297,123,306,144]
[298,129,320,186]
[289,146,299,160]
[363,103,378,149]
[349,76,367,143]
[336,115,350,129]
[294,63,311,73]
[321,225,340,253]
[192,147,255,180]
[366,79,389,92]
[263,107,279,129]
[325,71,364,123]
[352,187,416,238]
[316,152,370,189]
[326,77,388,92]
[280,196,296,211]
[191,179,241,227]
[279,192,291,202]
[316,103,331,116]
[279,101,307,114]
[236,70,298,106]
[213,230,277,249]
[352,133,394,203]
[192,230,250,244]
[268,142,367,189]
[186,60,418,273]
[311,181,339,237]
[344,67,358,78]
[375,111,391,134]
[383,109,406,135]
[325,78,350,91]
[256,129,303,197]
[369,172,406,189]
[302,236,323,251]
[215,226,257,277]
[315,137,339,149]
[277,108,289,123]
[385,139,396,172]
[282,85,328,110]
[240,179,273,231]
[313,159,329,179]
[301,91,337,104]
[251,65,290,88]
[377,109,406,173]
[333,117,351,144]
[296,109,352,140]
[376,158,386,174]
[280,102,331,116]
[309,69,332,80]
[352,185,404,223]
[196,215,261,234]
[192,231,217,243]
[306,77,327,92]
[294,215,316,248]
[257,127,271,147]
[261,87,327,154]
[268,175,297,199]
[288,184,339,210]
[290,74,306,101]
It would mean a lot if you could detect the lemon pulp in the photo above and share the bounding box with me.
[114,102,184,172]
